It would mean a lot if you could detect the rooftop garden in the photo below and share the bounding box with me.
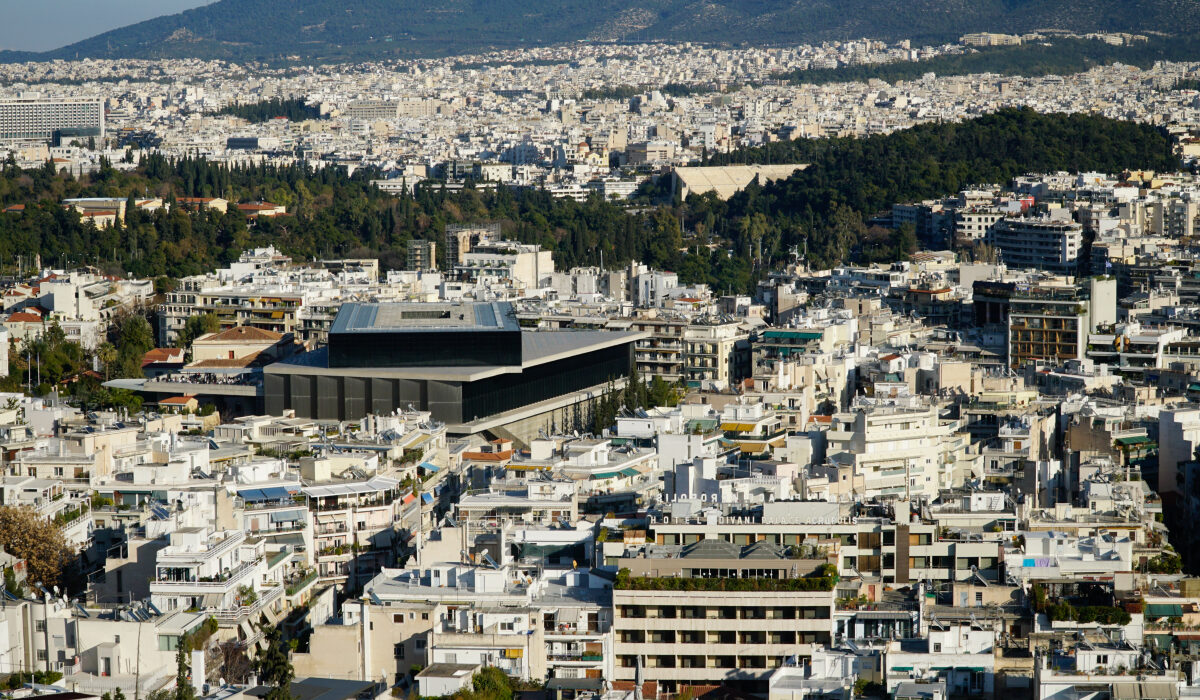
[614,563,838,592]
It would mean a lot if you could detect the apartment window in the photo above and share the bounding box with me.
[394,643,405,659]
[393,613,404,623]
[35,621,46,632]
[37,650,47,661]
[415,639,426,650]
[975,592,984,605]
[933,643,941,653]
[1098,655,1109,665]
[500,622,515,632]
[421,613,429,621]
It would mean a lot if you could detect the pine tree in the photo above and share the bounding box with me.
[257,626,294,700]
[175,642,195,700]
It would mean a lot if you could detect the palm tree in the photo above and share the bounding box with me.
[97,342,118,380]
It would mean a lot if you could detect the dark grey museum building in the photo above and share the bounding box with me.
[264,301,644,434]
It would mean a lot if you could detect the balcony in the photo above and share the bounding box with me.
[211,583,284,627]
[547,653,604,663]
[544,623,607,636]
[153,560,256,588]
[285,569,318,597]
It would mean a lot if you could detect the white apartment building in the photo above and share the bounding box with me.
[148,528,287,626]
[0,95,104,142]
[825,399,965,500]
[988,218,1083,274]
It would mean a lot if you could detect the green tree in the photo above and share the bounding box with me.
[176,643,196,700]
[256,626,294,700]
[113,314,155,378]
[177,313,220,349]
[470,668,513,700]
[96,342,118,380]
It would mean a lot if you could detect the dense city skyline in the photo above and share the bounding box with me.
[1,5,1200,700]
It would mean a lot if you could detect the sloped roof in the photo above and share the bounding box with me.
[197,326,284,343]
[143,348,185,365]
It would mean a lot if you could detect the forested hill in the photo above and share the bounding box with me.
[701,108,1179,269]
[3,0,1200,64]
[0,109,1177,294]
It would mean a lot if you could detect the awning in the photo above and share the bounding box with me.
[1115,436,1151,446]
[420,462,440,473]
[590,471,622,480]
[264,533,305,548]
[269,509,304,523]
[1146,634,1174,648]
[238,486,291,503]
[421,492,434,505]
[1114,682,1179,700]
[856,610,911,620]
[1146,604,1183,617]
[402,493,415,505]
[619,467,640,477]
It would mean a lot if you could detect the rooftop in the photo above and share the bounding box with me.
[330,301,520,334]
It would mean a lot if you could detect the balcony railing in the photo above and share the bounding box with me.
[153,560,256,587]
[285,569,318,596]
[211,583,283,626]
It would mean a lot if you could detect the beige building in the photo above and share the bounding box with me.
[684,321,750,387]
[613,540,835,695]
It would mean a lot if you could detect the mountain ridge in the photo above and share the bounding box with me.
[3,0,1199,65]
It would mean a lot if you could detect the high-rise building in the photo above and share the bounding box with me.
[0,95,105,143]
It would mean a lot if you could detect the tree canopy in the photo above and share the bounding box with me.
[0,109,1178,298]
[0,506,73,587]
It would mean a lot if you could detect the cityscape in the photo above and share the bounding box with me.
[1,5,1200,700]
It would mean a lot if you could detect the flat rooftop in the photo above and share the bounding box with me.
[269,330,646,381]
[330,301,519,334]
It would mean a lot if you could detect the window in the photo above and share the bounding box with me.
[933,643,941,653]
[421,612,429,621]
[393,613,404,623]
[500,622,515,632]
[37,650,47,661]
[415,639,426,650]
[975,592,983,605]
[35,621,46,632]
[394,643,405,659]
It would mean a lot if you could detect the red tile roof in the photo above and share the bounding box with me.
[142,348,185,366]
[7,312,43,323]
[159,395,197,405]
[198,326,284,343]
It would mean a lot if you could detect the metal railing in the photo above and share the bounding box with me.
[210,583,283,626]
